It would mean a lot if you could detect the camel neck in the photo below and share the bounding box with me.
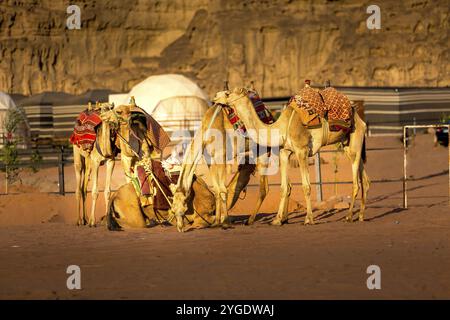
[97,122,114,158]
[231,95,291,146]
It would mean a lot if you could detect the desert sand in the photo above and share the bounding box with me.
[0,134,448,299]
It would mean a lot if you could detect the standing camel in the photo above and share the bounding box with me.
[170,103,272,232]
[72,103,116,227]
[99,102,170,178]
[213,87,370,226]
[73,103,146,227]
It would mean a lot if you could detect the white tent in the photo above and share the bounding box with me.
[0,92,30,147]
[119,74,211,135]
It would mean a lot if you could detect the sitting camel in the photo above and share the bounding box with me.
[170,95,273,232]
[106,174,216,230]
[213,87,370,225]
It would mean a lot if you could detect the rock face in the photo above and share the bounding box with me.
[1,0,449,97]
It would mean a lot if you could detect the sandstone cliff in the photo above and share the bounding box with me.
[0,0,449,97]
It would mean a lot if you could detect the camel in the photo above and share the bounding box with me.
[99,102,160,182]
[106,175,217,230]
[72,103,117,227]
[73,101,148,227]
[170,102,272,232]
[213,87,370,226]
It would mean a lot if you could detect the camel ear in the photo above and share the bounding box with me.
[232,87,245,95]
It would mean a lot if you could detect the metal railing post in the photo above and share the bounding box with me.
[403,126,407,208]
[315,152,323,202]
[58,146,65,195]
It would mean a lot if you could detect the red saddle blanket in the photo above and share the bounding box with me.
[69,110,102,151]
[224,91,274,136]
[136,160,179,211]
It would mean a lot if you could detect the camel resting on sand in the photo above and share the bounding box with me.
[106,175,216,231]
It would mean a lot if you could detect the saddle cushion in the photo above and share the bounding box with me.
[69,110,102,151]
[320,87,353,123]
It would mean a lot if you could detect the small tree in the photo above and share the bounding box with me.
[1,108,26,186]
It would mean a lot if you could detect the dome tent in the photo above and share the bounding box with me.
[122,74,210,136]
[0,92,30,147]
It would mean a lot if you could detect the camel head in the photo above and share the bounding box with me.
[229,87,249,101]
[100,104,132,127]
[212,87,249,107]
[212,90,230,106]
[170,185,189,232]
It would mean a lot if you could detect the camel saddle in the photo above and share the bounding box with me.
[69,109,102,151]
[128,106,171,153]
[289,86,353,132]
[131,159,178,211]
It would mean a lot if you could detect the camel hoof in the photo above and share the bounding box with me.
[77,219,87,226]
[221,223,232,230]
[245,219,255,226]
[88,221,96,227]
[345,216,353,223]
[304,220,315,225]
[270,218,284,226]
[177,226,185,233]
[358,216,365,222]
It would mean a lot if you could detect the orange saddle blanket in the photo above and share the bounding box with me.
[289,86,353,131]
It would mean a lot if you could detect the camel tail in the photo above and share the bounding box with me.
[106,200,123,231]
[361,136,367,164]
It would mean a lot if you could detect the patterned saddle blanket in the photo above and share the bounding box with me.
[224,90,275,136]
[132,159,179,211]
[289,86,353,131]
[69,110,102,151]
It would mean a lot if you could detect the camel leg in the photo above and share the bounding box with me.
[88,160,100,227]
[81,156,91,225]
[358,161,370,221]
[297,149,314,225]
[104,158,115,213]
[73,148,86,226]
[344,146,361,222]
[210,164,229,227]
[121,155,134,182]
[271,149,291,226]
[248,174,268,225]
